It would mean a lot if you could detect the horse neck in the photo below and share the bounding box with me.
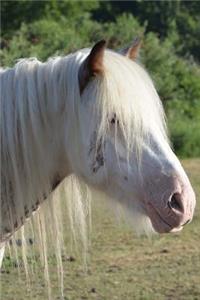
[0,56,81,241]
[17,57,75,185]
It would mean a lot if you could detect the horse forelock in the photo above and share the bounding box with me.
[79,50,168,162]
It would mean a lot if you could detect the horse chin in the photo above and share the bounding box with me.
[146,203,183,234]
[150,218,183,234]
[119,199,155,236]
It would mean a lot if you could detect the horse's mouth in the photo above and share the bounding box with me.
[146,202,183,234]
[152,213,183,234]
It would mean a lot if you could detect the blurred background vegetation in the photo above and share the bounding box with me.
[1,0,200,157]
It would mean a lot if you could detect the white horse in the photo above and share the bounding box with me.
[0,40,196,271]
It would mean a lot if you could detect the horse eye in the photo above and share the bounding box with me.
[110,114,119,125]
[110,113,119,125]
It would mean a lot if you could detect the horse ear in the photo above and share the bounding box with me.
[79,40,107,93]
[121,37,142,60]
[87,40,107,74]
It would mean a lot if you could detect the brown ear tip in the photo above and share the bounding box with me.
[93,39,107,50]
[89,40,107,65]
[99,39,107,44]
[97,39,107,45]
[101,39,107,45]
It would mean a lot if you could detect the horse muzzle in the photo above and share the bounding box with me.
[145,175,196,234]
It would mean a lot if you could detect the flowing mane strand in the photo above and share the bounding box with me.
[1,53,81,237]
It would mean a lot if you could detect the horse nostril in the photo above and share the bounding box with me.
[168,192,184,213]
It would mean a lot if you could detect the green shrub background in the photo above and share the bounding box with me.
[1,0,199,157]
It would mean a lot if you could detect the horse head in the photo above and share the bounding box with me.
[74,40,196,234]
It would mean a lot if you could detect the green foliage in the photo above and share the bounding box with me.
[0,15,101,65]
[1,0,99,37]
[95,0,200,62]
[142,33,200,107]
[101,14,145,48]
[169,119,200,158]
[1,1,199,157]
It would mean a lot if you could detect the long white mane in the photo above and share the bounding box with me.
[0,48,168,295]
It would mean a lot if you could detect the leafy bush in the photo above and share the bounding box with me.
[1,0,99,37]
[169,119,200,158]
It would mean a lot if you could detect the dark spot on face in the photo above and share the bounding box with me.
[124,176,128,181]
[4,227,11,233]
[89,131,97,155]
[14,221,18,229]
[28,238,34,245]
[32,204,38,212]
[52,175,62,191]
[92,141,104,173]
[24,205,29,216]
[89,131,105,173]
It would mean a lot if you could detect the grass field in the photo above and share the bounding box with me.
[1,159,200,300]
